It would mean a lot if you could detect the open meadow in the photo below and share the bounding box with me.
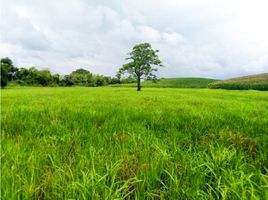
[1,87,268,199]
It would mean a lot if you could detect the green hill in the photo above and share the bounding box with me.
[208,73,268,91]
[113,77,216,88]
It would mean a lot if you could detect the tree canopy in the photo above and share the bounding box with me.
[118,43,163,91]
[1,57,18,87]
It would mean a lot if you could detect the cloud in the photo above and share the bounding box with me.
[0,0,267,78]
[162,32,186,46]
[0,7,49,51]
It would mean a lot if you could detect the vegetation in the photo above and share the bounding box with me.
[2,87,268,199]
[0,57,18,88]
[2,43,165,89]
[208,73,268,91]
[113,77,216,88]
[61,69,113,87]
[118,43,163,91]
[0,58,118,87]
[2,56,267,91]
[15,67,60,86]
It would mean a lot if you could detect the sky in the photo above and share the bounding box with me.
[1,0,268,79]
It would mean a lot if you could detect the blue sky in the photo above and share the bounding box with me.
[1,0,268,79]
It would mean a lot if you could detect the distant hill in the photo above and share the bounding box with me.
[208,73,268,91]
[113,77,216,88]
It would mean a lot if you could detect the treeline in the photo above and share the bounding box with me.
[14,67,117,87]
[0,57,136,88]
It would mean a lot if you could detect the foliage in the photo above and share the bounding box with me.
[0,57,18,87]
[118,43,163,91]
[69,68,93,86]
[94,75,107,86]
[0,58,116,87]
[60,69,110,87]
[2,87,268,199]
[36,69,55,86]
[61,75,74,86]
[15,67,56,86]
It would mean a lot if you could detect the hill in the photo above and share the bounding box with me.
[113,77,216,88]
[208,73,268,91]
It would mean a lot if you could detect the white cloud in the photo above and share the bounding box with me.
[0,0,267,78]
[162,32,186,46]
[137,26,161,43]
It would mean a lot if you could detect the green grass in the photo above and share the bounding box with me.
[1,87,268,199]
[113,77,216,88]
[208,73,268,91]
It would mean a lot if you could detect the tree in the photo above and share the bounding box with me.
[93,75,107,86]
[52,74,60,85]
[115,70,122,83]
[27,67,39,85]
[70,68,92,86]
[118,43,163,91]
[0,57,17,87]
[61,75,74,86]
[0,59,9,88]
[36,69,53,86]
[16,67,56,86]
[110,77,120,84]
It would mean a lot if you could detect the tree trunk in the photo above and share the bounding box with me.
[137,76,141,91]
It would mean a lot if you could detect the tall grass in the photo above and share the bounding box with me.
[208,73,268,91]
[1,87,268,199]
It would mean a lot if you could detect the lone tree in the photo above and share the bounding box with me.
[118,43,163,91]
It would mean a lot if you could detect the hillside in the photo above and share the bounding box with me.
[208,73,268,91]
[113,77,216,88]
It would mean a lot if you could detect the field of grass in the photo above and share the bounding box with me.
[1,87,268,199]
[208,73,268,91]
[113,77,216,88]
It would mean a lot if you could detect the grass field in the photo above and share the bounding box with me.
[208,73,268,91]
[113,77,216,88]
[1,87,268,199]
